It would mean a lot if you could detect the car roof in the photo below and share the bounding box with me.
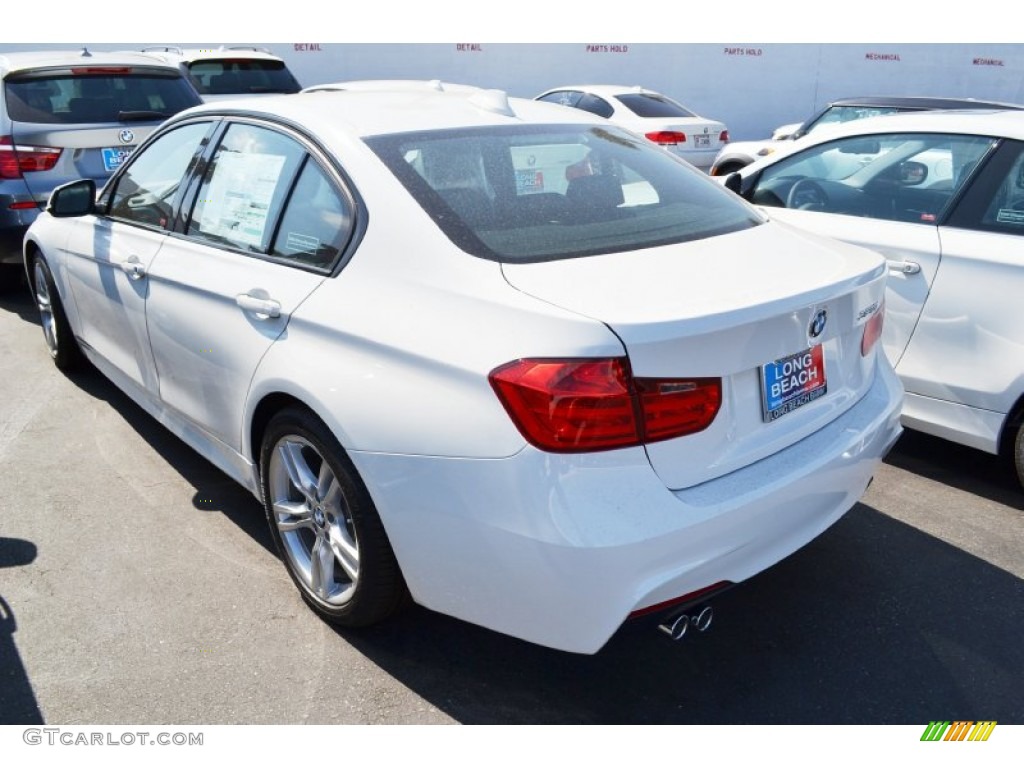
[0,48,184,76]
[799,108,1024,140]
[537,84,662,99]
[139,46,284,64]
[174,88,602,138]
[825,95,1024,111]
[302,79,483,95]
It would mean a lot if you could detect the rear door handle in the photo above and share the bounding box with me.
[887,260,921,275]
[236,293,281,319]
[121,256,147,281]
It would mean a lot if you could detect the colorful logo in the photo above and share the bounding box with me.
[920,721,997,742]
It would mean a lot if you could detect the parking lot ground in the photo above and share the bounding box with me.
[1,284,1022,724]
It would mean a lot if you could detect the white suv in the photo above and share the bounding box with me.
[139,46,302,101]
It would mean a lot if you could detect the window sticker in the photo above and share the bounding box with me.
[995,208,1024,225]
[200,152,287,248]
[285,231,321,255]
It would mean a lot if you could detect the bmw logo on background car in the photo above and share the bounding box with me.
[119,129,135,145]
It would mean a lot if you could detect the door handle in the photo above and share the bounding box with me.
[236,293,281,319]
[887,260,921,275]
[121,257,147,281]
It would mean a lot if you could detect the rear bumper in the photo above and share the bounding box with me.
[350,361,903,654]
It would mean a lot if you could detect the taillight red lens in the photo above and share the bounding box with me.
[645,131,687,145]
[719,130,730,143]
[0,136,62,179]
[635,377,722,441]
[861,301,885,356]
[489,358,721,453]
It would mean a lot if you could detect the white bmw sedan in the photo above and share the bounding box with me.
[24,88,902,654]
[722,109,1024,489]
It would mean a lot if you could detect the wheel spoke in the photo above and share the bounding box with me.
[329,526,360,582]
[278,441,318,504]
[309,535,336,600]
[273,500,313,532]
[316,460,334,503]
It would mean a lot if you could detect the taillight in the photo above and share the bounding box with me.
[719,130,730,143]
[861,301,885,356]
[645,130,687,145]
[489,357,721,453]
[0,136,62,179]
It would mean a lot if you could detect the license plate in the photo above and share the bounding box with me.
[694,134,711,148]
[760,345,827,422]
[102,146,134,172]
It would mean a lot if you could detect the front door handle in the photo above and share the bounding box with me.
[121,256,147,281]
[236,293,281,319]
[887,260,921,275]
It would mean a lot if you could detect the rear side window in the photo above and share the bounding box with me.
[368,124,761,263]
[5,71,201,124]
[187,59,301,95]
[614,93,696,118]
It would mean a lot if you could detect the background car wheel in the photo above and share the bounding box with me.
[0,264,26,295]
[260,407,409,627]
[31,254,83,371]
[1015,422,1024,489]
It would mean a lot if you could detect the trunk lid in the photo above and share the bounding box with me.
[501,220,888,489]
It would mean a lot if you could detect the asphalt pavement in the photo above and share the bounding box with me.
[1,281,1021,725]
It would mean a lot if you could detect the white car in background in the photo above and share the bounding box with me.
[535,84,729,172]
[24,88,901,654]
[710,95,1024,177]
[724,109,1024,487]
[138,45,302,100]
[302,79,482,94]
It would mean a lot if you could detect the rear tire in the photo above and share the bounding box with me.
[260,406,409,627]
[31,254,83,371]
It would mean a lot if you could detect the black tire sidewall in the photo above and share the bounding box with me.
[31,254,81,371]
[259,407,407,627]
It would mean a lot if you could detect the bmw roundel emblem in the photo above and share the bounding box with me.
[809,309,828,339]
[118,129,135,145]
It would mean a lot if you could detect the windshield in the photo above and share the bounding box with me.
[5,71,201,124]
[187,59,301,95]
[367,124,761,263]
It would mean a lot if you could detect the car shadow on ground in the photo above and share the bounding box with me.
[884,430,1023,510]
[62,364,274,556]
[337,504,1024,724]
[0,537,44,724]
[0,281,40,326]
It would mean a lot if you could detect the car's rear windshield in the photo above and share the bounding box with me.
[613,93,696,119]
[367,124,761,263]
[4,70,201,124]
[187,59,301,95]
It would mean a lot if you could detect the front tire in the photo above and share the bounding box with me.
[31,254,83,371]
[259,407,408,627]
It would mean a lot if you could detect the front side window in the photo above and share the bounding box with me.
[107,121,212,228]
[801,105,908,136]
[368,124,761,263]
[5,71,201,124]
[537,91,582,109]
[187,123,305,253]
[750,132,996,224]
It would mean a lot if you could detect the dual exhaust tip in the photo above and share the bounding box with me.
[658,605,713,641]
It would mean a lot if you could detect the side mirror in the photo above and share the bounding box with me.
[724,172,743,195]
[46,179,96,217]
[898,160,928,185]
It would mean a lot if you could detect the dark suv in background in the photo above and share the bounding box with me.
[1,48,202,290]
